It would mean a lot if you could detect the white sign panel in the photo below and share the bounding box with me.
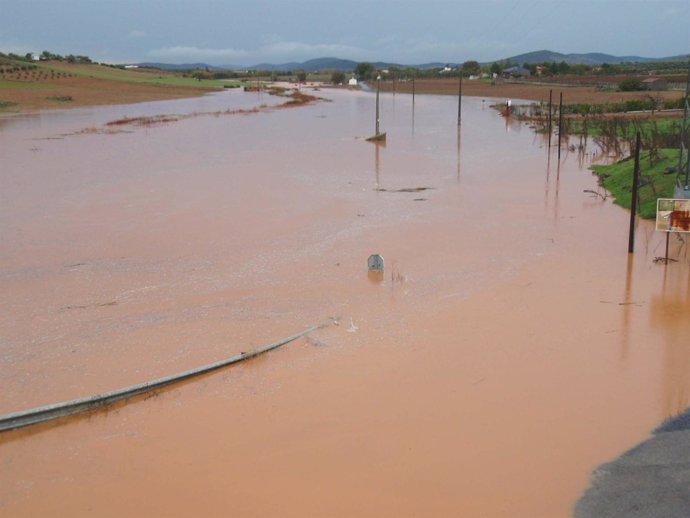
[656,199,690,233]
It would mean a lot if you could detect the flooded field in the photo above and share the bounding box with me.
[1,86,689,517]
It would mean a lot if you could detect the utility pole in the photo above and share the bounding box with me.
[676,57,690,198]
[457,74,462,125]
[412,73,415,105]
[557,92,563,161]
[375,75,381,136]
[547,89,553,151]
[628,132,641,253]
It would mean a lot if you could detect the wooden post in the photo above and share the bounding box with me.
[665,232,670,262]
[412,75,415,105]
[457,75,462,125]
[375,76,380,136]
[366,75,386,142]
[628,132,641,254]
[557,92,563,161]
[547,89,553,151]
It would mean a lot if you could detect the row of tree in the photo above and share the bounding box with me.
[351,60,521,81]
[0,51,92,64]
[38,51,93,64]
[349,59,688,81]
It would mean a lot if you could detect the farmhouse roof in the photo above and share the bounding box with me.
[504,66,529,74]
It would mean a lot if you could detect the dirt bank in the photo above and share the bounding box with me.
[0,74,219,112]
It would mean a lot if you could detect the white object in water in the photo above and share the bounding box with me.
[347,317,359,333]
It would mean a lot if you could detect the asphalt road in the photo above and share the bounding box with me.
[574,407,690,518]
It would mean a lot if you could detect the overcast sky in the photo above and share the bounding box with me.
[1,0,689,65]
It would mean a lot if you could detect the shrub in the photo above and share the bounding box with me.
[619,78,645,92]
[331,71,346,84]
[47,95,74,102]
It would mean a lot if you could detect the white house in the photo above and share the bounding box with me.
[348,76,358,86]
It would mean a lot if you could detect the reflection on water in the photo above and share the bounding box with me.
[372,137,384,190]
[367,269,384,284]
[651,260,690,417]
[456,128,462,182]
[620,254,635,363]
[542,158,562,223]
[411,99,415,136]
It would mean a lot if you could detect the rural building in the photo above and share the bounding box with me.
[348,76,358,86]
[642,77,668,91]
[503,66,530,78]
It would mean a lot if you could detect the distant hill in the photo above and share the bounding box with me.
[136,50,688,72]
[250,58,454,71]
[246,57,357,71]
[138,62,229,71]
[501,50,688,65]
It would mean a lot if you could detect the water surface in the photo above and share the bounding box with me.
[1,87,688,517]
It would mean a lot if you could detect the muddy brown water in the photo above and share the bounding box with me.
[1,87,689,517]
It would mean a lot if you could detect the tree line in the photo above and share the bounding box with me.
[349,59,688,81]
[0,50,93,64]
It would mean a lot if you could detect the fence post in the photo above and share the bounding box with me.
[628,132,641,253]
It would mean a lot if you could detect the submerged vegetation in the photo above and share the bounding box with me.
[521,95,687,220]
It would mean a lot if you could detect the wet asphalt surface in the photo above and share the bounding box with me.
[575,406,690,518]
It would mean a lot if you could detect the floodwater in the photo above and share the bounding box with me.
[1,86,689,517]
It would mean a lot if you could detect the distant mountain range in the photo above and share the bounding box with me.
[501,50,688,66]
[138,51,688,72]
[139,57,422,72]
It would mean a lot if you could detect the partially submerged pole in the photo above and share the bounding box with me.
[366,75,386,142]
[375,76,380,135]
[457,75,462,125]
[547,89,553,151]
[665,232,670,262]
[628,132,641,253]
[677,57,690,194]
[557,92,563,161]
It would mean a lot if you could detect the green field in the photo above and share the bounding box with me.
[591,148,681,219]
[0,79,56,90]
[41,62,239,88]
[571,117,682,138]
[0,57,243,89]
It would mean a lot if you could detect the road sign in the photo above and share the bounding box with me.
[656,198,690,233]
[367,254,384,271]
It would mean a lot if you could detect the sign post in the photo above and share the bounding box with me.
[656,198,690,261]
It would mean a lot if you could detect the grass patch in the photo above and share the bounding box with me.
[0,79,56,90]
[591,148,680,219]
[556,97,685,116]
[570,117,682,138]
[46,95,74,102]
[42,62,232,88]
[0,100,18,110]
